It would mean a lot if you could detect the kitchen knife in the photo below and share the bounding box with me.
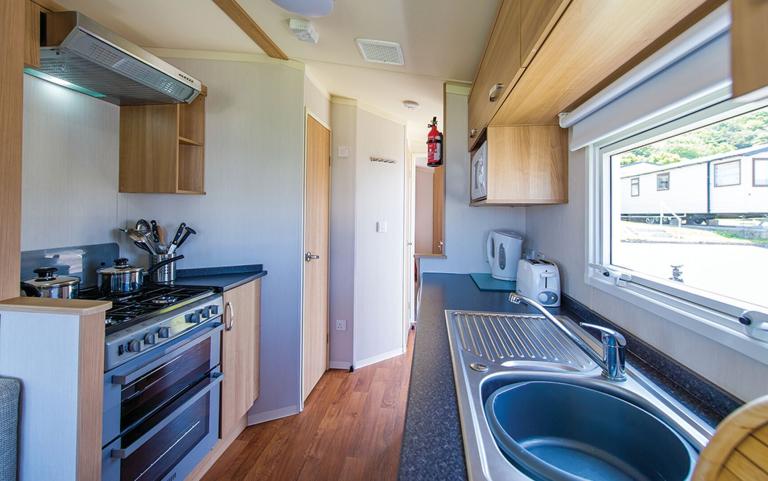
[150,220,160,243]
[170,223,186,248]
[170,226,196,254]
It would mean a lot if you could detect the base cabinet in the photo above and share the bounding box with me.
[220,278,261,438]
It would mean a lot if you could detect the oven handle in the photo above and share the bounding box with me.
[110,371,223,459]
[111,320,223,386]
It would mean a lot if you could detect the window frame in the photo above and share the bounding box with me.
[630,177,640,197]
[587,97,768,363]
[754,158,768,187]
[656,172,670,191]
[713,159,741,187]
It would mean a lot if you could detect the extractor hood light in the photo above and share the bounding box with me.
[272,0,333,17]
[24,67,107,99]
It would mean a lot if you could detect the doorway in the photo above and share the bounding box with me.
[302,113,331,401]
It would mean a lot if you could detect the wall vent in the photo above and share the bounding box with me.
[356,39,404,65]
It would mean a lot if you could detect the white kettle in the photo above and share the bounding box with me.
[486,230,523,280]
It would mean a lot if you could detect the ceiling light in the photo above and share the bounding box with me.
[402,100,420,110]
[356,39,404,66]
[289,18,319,43]
[272,0,334,17]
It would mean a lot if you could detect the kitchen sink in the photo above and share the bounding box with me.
[445,310,714,481]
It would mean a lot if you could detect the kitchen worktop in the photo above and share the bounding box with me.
[398,273,740,481]
[175,264,267,291]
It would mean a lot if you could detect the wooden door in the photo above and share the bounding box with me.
[302,114,331,401]
[220,279,260,437]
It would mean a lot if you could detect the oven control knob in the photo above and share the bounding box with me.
[198,308,206,319]
[186,312,200,324]
[202,306,212,317]
[127,339,142,353]
[210,305,219,315]
[158,327,171,338]
[144,333,156,345]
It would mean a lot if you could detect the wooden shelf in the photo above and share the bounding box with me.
[119,91,207,194]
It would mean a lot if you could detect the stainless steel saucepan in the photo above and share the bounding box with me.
[97,256,183,295]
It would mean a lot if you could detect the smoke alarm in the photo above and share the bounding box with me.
[402,100,420,110]
[356,39,404,65]
[289,18,319,43]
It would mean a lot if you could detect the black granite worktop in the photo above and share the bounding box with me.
[398,273,741,481]
[175,264,267,291]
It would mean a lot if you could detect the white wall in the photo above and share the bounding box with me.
[421,90,525,274]
[21,75,120,251]
[304,74,330,126]
[414,167,434,253]
[328,99,356,367]
[20,58,308,420]
[353,109,406,367]
[526,148,768,401]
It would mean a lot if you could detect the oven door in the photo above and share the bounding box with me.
[102,369,221,481]
[102,320,223,481]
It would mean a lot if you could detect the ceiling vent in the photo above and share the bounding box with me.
[356,39,404,65]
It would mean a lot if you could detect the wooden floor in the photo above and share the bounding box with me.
[202,329,415,481]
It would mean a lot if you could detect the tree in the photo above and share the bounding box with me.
[618,107,768,166]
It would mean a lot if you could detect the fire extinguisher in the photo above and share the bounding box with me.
[426,116,443,167]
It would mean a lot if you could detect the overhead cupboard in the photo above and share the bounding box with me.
[468,0,733,206]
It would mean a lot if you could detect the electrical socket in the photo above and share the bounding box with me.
[335,319,347,331]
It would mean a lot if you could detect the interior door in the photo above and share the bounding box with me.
[302,114,331,401]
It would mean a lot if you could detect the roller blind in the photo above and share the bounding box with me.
[561,4,732,150]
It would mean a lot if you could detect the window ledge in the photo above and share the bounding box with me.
[586,273,768,365]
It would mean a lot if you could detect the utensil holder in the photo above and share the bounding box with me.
[150,253,177,283]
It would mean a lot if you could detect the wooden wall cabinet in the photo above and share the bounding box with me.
[24,0,43,67]
[471,125,568,206]
[731,0,768,101]
[220,278,261,439]
[468,0,524,151]
[119,92,206,194]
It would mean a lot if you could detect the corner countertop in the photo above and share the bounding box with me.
[398,273,730,481]
[174,264,267,292]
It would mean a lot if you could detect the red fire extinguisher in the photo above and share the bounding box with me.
[426,116,443,167]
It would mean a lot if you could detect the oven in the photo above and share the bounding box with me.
[102,316,223,481]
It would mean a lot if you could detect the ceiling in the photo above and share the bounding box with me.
[55,0,500,149]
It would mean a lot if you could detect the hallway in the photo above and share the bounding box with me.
[202,330,415,481]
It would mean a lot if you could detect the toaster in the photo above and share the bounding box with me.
[516,259,561,307]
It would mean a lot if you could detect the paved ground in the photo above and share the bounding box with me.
[615,222,768,308]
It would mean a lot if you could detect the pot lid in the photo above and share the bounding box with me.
[23,267,80,288]
[98,258,144,275]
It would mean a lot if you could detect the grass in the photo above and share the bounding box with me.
[715,230,768,246]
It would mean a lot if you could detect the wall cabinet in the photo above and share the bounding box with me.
[468,0,523,151]
[119,91,207,194]
[731,0,768,101]
[471,125,567,206]
[24,0,43,68]
[220,278,261,439]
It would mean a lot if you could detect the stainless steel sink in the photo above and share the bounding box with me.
[445,310,714,481]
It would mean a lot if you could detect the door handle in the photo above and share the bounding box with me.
[305,252,320,262]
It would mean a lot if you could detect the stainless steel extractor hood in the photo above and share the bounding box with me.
[33,11,201,105]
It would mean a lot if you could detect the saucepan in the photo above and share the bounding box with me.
[97,256,183,295]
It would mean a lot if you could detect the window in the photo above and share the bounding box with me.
[589,100,768,354]
[656,172,670,191]
[714,160,741,187]
[755,158,768,186]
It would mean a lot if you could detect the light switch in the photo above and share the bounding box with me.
[376,221,388,233]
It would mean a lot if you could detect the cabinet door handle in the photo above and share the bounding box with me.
[470,128,478,138]
[488,83,504,102]
[224,301,235,331]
